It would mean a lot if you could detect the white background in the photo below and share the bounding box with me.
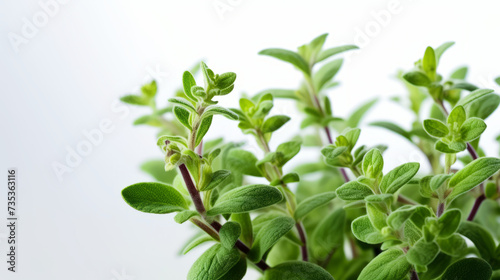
[1,0,500,279]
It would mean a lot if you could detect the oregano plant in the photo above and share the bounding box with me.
[120,35,500,280]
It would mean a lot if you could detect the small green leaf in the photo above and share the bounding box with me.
[226,149,263,177]
[358,249,411,280]
[261,115,291,133]
[294,191,336,221]
[141,80,157,98]
[207,185,282,216]
[182,71,197,101]
[173,106,192,130]
[169,97,196,113]
[435,140,461,154]
[387,206,418,230]
[406,239,439,266]
[182,235,216,255]
[352,215,385,244]
[369,121,412,141]
[174,210,199,224]
[423,47,437,79]
[248,216,295,262]
[122,182,188,214]
[447,157,500,203]
[282,172,300,184]
[460,117,486,142]
[218,256,247,280]
[259,48,311,76]
[403,71,431,87]
[434,41,454,63]
[447,105,466,127]
[312,208,345,258]
[336,181,374,201]
[187,244,240,280]
[220,221,241,249]
[216,72,237,89]
[437,209,461,238]
[157,135,188,147]
[458,221,496,262]
[437,234,466,257]
[317,45,359,62]
[423,119,449,138]
[362,148,384,179]
[231,213,253,247]
[441,258,492,280]
[263,261,334,280]
[202,105,239,120]
[456,89,495,108]
[276,141,301,167]
[314,59,343,91]
[195,115,213,147]
[201,170,231,191]
[380,162,420,194]
[429,174,452,191]
[366,203,387,230]
[466,93,500,120]
[120,94,150,106]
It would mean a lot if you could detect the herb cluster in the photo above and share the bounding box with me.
[120,34,500,280]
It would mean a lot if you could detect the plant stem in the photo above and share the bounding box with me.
[180,164,271,271]
[467,194,486,221]
[410,269,420,280]
[436,202,445,217]
[179,164,206,216]
[397,195,418,205]
[296,222,309,261]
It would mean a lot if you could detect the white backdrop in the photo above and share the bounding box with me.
[1,0,500,279]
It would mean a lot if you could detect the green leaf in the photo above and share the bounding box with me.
[174,210,199,224]
[346,98,378,128]
[313,59,343,91]
[458,221,496,262]
[435,140,461,154]
[231,213,253,247]
[434,41,454,63]
[195,116,213,147]
[202,105,239,121]
[317,45,359,62]
[218,256,247,280]
[429,174,452,191]
[169,97,196,113]
[456,89,495,108]
[187,244,240,280]
[380,162,420,194]
[403,71,431,87]
[369,121,412,141]
[201,170,231,191]
[423,119,449,138]
[358,249,411,280]
[248,216,295,262]
[141,80,157,98]
[466,93,500,120]
[460,117,486,142]
[182,71,197,101]
[259,48,310,76]
[407,239,439,266]
[352,215,385,244]
[216,72,237,89]
[336,181,374,201]
[447,105,466,127]
[387,206,418,230]
[362,148,384,179]
[220,221,241,249]
[263,261,334,280]
[294,191,336,221]
[366,203,388,230]
[282,172,300,184]
[437,234,466,257]
[157,135,189,148]
[437,209,461,238]
[261,115,290,133]
[140,160,177,184]
[122,182,188,214]
[173,106,192,130]
[276,141,301,167]
[226,149,263,177]
[120,94,150,106]
[207,185,282,216]
[423,47,437,79]
[312,208,345,258]
[447,157,500,203]
[182,235,216,255]
[441,258,492,280]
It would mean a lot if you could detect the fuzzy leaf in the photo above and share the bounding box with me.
[173,106,192,130]
[423,119,449,138]
[263,261,334,280]
[380,162,420,194]
[207,185,282,216]
[458,221,496,262]
[261,115,291,133]
[314,59,343,91]
[403,71,431,87]
[312,208,345,258]
[336,181,374,201]
[317,45,359,62]
[182,235,216,255]
[226,149,263,177]
[248,216,295,262]
[122,182,188,214]
[294,191,336,221]
[438,209,461,238]
[220,221,241,249]
[352,215,385,244]
[437,234,466,257]
[456,89,495,108]
[358,249,411,280]
[174,210,199,224]
[187,244,240,280]
[182,71,197,101]
[169,97,196,112]
[195,115,213,147]
[460,117,486,141]
[362,148,384,179]
[441,258,492,280]
[407,239,439,266]
[447,157,500,203]
[202,105,239,120]
[201,170,231,191]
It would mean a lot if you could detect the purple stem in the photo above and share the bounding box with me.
[296,222,309,261]
[465,142,486,221]
[410,269,420,280]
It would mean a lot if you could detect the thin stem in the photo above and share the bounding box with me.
[397,195,418,205]
[410,269,420,280]
[436,202,445,217]
[467,194,486,221]
[296,222,309,261]
[179,164,206,216]
[190,217,219,241]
